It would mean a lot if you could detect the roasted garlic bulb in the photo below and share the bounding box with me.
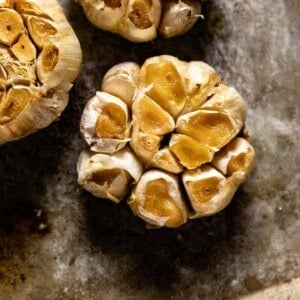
[0,0,82,144]
[75,0,202,42]
[77,55,255,228]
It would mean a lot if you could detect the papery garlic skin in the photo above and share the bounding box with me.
[78,55,255,228]
[76,0,202,42]
[159,0,202,38]
[0,0,82,144]
[77,147,143,203]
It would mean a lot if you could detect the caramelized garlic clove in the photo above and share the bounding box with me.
[183,165,240,218]
[132,95,175,135]
[169,134,214,169]
[176,109,242,150]
[128,169,188,228]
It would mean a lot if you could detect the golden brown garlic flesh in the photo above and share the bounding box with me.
[76,0,202,42]
[78,55,255,228]
[0,0,82,144]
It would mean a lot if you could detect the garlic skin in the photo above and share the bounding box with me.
[159,0,202,38]
[76,0,202,42]
[101,62,140,107]
[80,91,131,153]
[128,170,188,228]
[77,147,143,203]
[0,0,82,144]
[78,55,255,228]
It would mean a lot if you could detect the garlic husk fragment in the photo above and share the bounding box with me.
[80,91,131,153]
[183,165,242,218]
[77,147,143,203]
[159,0,201,38]
[128,169,188,227]
[101,62,140,107]
[212,137,255,182]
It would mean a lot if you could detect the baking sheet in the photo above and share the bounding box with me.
[0,0,299,299]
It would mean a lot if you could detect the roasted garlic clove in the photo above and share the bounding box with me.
[128,170,188,227]
[0,0,82,144]
[80,91,131,153]
[139,55,187,117]
[159,0,201,38]
[176,109,242,150]
[212,137,255,182]
[169,134,214,169]
[101,62,140,107]
[0,8,25,45]
[132,95,175,135]
[183,165,241,218]
[77,147,143,203]
[202,83,247,123]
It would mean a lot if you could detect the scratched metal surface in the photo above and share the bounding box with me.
[0,0,299,299]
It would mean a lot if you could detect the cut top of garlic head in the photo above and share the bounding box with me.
[78,55,255,228]
[0,0,82,144]
[76,0,202,42]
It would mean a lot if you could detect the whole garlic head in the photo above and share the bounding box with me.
[0,0,82,144]
[76,0,202,42]
[78,55,255,228]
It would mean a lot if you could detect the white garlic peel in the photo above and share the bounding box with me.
[159,0,202,38]
[78,55,255,228]
[0,0,82,144]
[76,0,202,42]
[80,91,131,153]
[77,147,143,203]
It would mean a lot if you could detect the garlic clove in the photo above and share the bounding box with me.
[80,91,131,153]
[212,137,255,182]
[180,61,222,115]
[0,8,25,46]
[169,133,214,169]
[183,165,241,218]
[11,33,36,62]
[159,0,201,38]
[121,0,161,42]
[132,95,175,135]
[128,169,188,227]
[139,55,187,117]
[201,83,247,123]
[176,109,242,150]
[77,147,143,203]
[101,62,140,107]
[130,117,162,165]
[152,146,184,174]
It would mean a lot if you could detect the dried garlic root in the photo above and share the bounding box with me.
[0,0,82,144]
[78,55,255,228]
[75,0,202,42]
